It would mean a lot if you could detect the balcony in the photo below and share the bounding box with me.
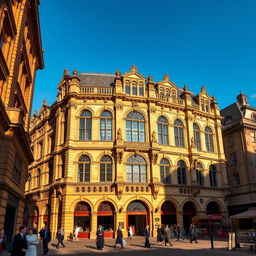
[80,87,114,95]
[156,94,184,105]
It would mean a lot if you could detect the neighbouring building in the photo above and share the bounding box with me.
[26,66,229,239]
[221,93,256,215]
[0,0,43,240]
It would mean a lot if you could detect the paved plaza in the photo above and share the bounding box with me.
[36,237,255,256]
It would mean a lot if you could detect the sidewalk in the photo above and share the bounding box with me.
[36,237,256,256]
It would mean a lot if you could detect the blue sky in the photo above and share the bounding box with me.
[32,0,256,113]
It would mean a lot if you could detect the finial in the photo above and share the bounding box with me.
[212,95,216,102]
[43,99,47,105]
[201,86,206,93]
[115,69,121,78]
[72,69,78,76]
[163,73,170,81]
[130,65,138,73]
[64,69,69,75]
[183,84,188,92]
[34,110,38,115]
[148,74,153,82]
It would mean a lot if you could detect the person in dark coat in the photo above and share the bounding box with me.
[143,225,150,248]
[39,225,51,255]
[11,225,28,256]
[189,224,198,243]
[176,224,181,241]
[156,225,164,245]
[56,227,65,249]
[96,225,104,250]
[114,226,124,248]
[164,225,173,246]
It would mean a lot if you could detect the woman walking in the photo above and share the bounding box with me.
[157,225,164,245]
[114,226,124,248]
[56,227,65,249]
[128,225,133,239]
[74,225,80,242]
[164,225,173,247]
[96,225,104,250]
[26,227,39,256]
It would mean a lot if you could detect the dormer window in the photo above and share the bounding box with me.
[139,82,144,96]
[224,116,232,125]
[125,80,130,94]
[251,113,256,121]
[132,81,137,95]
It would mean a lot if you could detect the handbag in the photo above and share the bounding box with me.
[122,239,126,247]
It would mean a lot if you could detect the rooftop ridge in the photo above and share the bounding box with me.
[80,72,115,76]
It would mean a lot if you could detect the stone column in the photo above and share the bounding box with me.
[90,211,97,239]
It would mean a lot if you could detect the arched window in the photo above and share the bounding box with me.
[100,155,112,182]
[160,158,170,184]
[193,123,201,151]
[126,155,147,183]
[100,111,112,141]
[139,82,144,96]
[79,110,92,141]
[205,126,214,152]
[209,164,217,187]
[132,81,137,95]
[126,111,145,142]
[166,89,170,96]
[160,87,164,95]
[125,81,130,94]
[177,160,187,184]
[158,116,168,145]
[196,163,204,186]
[171,90,176,98]
[174,119,184,147]
[78,155,90,182]
[37,169,41,187]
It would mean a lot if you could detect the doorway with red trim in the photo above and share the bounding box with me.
[127,200,148,235]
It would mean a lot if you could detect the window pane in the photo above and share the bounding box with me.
[85,164,90,181]
[133,165,140,182]
[160,166,164,183]
[78,163,83,182]
[100,164,105,182]
[126,121,132,141]
[107,164,112,181]
[127,165,132,182]
[158,124,162,144]
[132,86,137,95]
[139,86,144,96]
[141,165,147,182]
[126,85,130,94]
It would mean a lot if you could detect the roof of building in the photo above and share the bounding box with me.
[220,102,243,122]
[79,73,115,87]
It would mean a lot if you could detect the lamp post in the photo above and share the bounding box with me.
[208,220,214,250]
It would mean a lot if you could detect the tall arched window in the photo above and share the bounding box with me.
[78,155,90,182]
[37,169,41,188]
[139,82,144,96]
[158,116,168,145]
[177,160,187,184]
[126,155,147,182]
[160,87,164,95]
[132,81,137,95]
[166,89,170,96]
[79,110,92,141]
[205,126,214,152]
[209,164,217,187]
[160,158,170,184]
[125,81,130,94]
[193,123,201,151]
[100,155,112,182]
[100,111,112,141]
[196,163,204,186]
[174,119,184,147]
[126,111,145,142]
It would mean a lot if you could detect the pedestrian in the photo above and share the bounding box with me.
[96,225,104,250]
[156,225,164,245]
[132,225,135,236]
[176,224,181,241]
[39,225,51,255]
[114,226,124,249]
[56,227,65,249]
[25,227,39,256]
[189,224,198,243]
[143,225,150,248]
[128,225,133,239]
[11,225,28,256]
[164,225,173,247]
[0,228,9,256]
[74,225,80,242]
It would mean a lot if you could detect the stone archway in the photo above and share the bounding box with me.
[183,201,196,234]
[126,200,149,235]
[74,202,91,238]
[161,201,177,226]
[206,201,220,214]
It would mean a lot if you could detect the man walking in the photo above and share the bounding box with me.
[189,224,198,243]
[143,225,150,248]
[39,225,51,255]
[11,225,28,256]
[114,226,124,248]
[56,227,65,249]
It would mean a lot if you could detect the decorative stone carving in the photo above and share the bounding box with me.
[151,151,159,165]
[190,136,194,148]
[116,150,123,164]
[116,104,123,111]
[117,128,123,140]
[64,69,69,75]
[130,65,138,73]
[152,131,157,143]
[72,69,78,76]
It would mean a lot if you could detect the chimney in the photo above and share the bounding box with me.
[237,92,248,106]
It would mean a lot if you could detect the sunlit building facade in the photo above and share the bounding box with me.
[26,66,229,238]
[0,0,43,240]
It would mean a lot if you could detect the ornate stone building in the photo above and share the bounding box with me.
[0,0,43,239]
[26,66,229,239]
[221,93,256,215]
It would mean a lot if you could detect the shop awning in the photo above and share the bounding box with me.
[192,214,225,222]
[230,208,256,219]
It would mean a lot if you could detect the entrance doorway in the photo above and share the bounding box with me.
[4,205,16,242]
[127,200,148,235]
[74,202,91,238]
[183,201,196,234]
[97,202,115,238]
[161,201,176,226]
